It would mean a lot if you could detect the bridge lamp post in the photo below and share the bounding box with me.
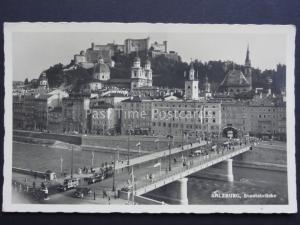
[154,138,159,151]
[112,151,116,191]
[127,129,131,166]
[167,135,173,171]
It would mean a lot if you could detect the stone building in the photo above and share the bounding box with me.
[13,94,25,129]
[62,93,91,134]
[120,96,153,135]
[89,101,116,135]
[124,37,150,54]
[247,98,286,137]
[151,99,222,138]
[221,97,286,139]
[221,101,249,138]
[48,107,63,133]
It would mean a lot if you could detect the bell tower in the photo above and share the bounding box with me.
[185,62,199,100]
[244,44,252,90]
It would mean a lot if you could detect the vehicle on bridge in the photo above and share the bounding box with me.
[87,173,105,184]
[72,187,92,198]
[57,178,79,192]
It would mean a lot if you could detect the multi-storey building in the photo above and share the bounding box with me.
[221,96,286,139]
[221,101,249,138]
[12,90,68,131]
[13,95,25,129]
[248,98,286,137]
[48,107,63,133]
[62,93,90,134]
[89,101,116,135]
[120,96,153,135]
[151,99,222,138]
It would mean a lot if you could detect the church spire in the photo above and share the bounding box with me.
[245,44,251,67]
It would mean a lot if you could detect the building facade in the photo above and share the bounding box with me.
[130,57,153,89]
[151,100,222,138]
[62,93,91,134]
[90,101,116,135]
[124,37,150,54]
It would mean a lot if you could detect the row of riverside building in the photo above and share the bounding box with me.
[13,46,286,140]
[13,84,286,140]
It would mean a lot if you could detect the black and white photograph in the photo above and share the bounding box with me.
[3,22,296,213]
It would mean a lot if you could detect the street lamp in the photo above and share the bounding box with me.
[70,145,74,178]
[167,135,173,171]
[154,138,159,151]
[127,128,131,166]
[112,151,116,191]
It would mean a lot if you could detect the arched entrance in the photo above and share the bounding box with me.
[222,126,238,139]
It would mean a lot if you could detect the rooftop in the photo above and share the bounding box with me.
[219,69,250,88]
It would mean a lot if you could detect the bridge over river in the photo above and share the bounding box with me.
[95,142,252,205]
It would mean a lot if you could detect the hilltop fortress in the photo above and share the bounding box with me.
[73,37,180,69]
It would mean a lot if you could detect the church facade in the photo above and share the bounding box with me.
[130,56,153,90]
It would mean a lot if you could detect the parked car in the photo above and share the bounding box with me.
[57,178,79,192]
[72,187,92,198]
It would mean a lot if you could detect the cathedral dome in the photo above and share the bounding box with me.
[94,61,110,74]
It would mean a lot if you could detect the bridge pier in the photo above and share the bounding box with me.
[226,159,234,182]
[176,177,188,205]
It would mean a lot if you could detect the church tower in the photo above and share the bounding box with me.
[244,45,252,90]
[204,73,212,99]
[185,62,199,100]
[144,58,152,86]
[131,56,143,89]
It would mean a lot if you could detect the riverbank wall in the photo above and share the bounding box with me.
[13,130,82,145]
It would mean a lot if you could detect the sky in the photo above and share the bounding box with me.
[12,32,286,81]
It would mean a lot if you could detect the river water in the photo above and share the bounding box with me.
[12,142,288,204]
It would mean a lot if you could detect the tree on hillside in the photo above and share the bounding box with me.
[24,78,29,85]
[44,63,64,88]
